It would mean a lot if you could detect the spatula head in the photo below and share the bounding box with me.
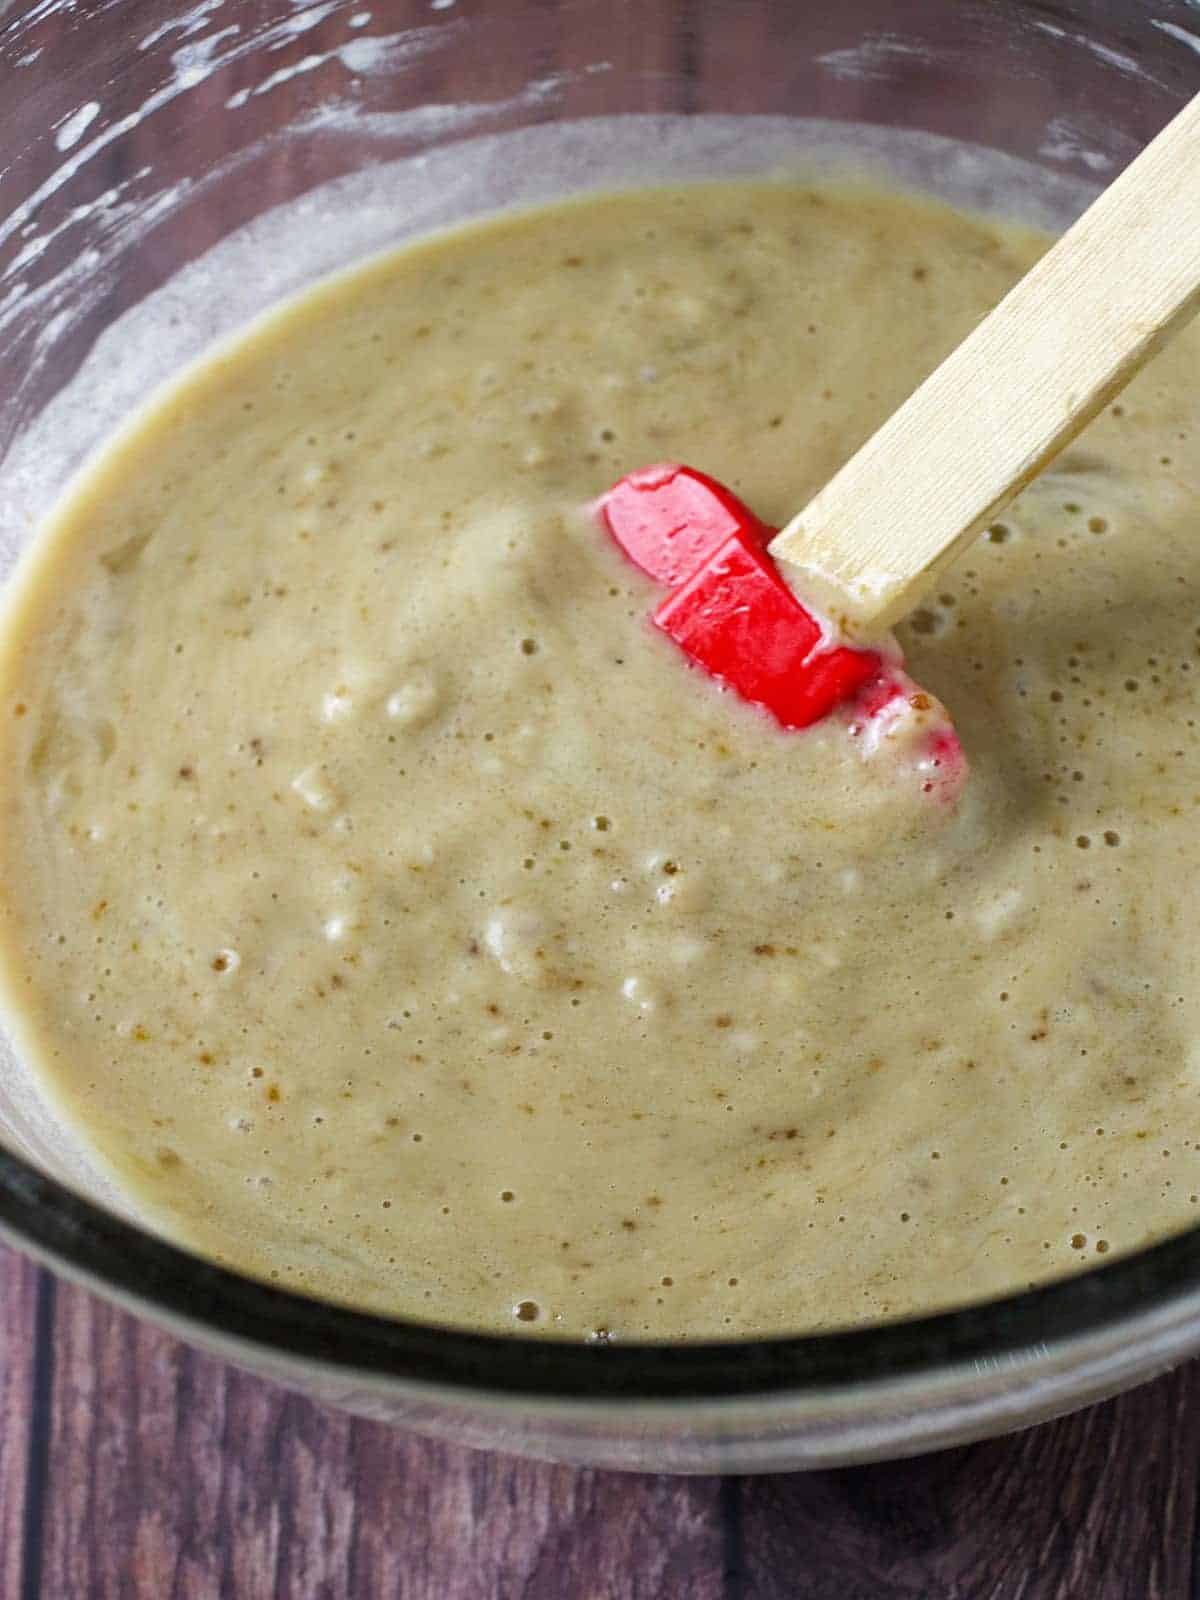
[596,463,967,801]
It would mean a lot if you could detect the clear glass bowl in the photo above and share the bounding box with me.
[2,0,1200,1474]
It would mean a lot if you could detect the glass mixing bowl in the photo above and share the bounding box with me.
[2,0,1200,1474]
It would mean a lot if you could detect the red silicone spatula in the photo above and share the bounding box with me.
[600,464,891,731]
[599,93,1200,773]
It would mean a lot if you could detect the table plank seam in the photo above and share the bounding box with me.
[18,1269,55,1600]
[720,1476,744,1598]
[679,0,700,115]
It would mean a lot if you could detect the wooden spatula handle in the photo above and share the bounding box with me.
[770,92,1200,634]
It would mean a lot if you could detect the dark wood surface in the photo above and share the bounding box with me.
[2,1236,1199,1598]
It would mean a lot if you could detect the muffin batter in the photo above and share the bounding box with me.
[0,179,1198,1339]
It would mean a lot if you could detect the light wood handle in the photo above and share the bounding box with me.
[770,92,1200,634]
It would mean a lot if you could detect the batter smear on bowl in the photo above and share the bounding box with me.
[0,180,1197,1339]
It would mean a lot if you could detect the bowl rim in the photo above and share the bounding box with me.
[5,1143,1200,1403]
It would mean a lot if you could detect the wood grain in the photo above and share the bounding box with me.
[5,1235,1200,1597]
[0,1251,48,1600]
[734,1367,1200,1600]
[0,1241,730,1600]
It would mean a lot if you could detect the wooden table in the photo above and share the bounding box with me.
[2,1237,1197,1597]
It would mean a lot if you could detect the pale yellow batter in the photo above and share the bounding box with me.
[1,180,1198,1339]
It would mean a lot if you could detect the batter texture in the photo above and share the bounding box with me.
[1,180,1198,1338]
